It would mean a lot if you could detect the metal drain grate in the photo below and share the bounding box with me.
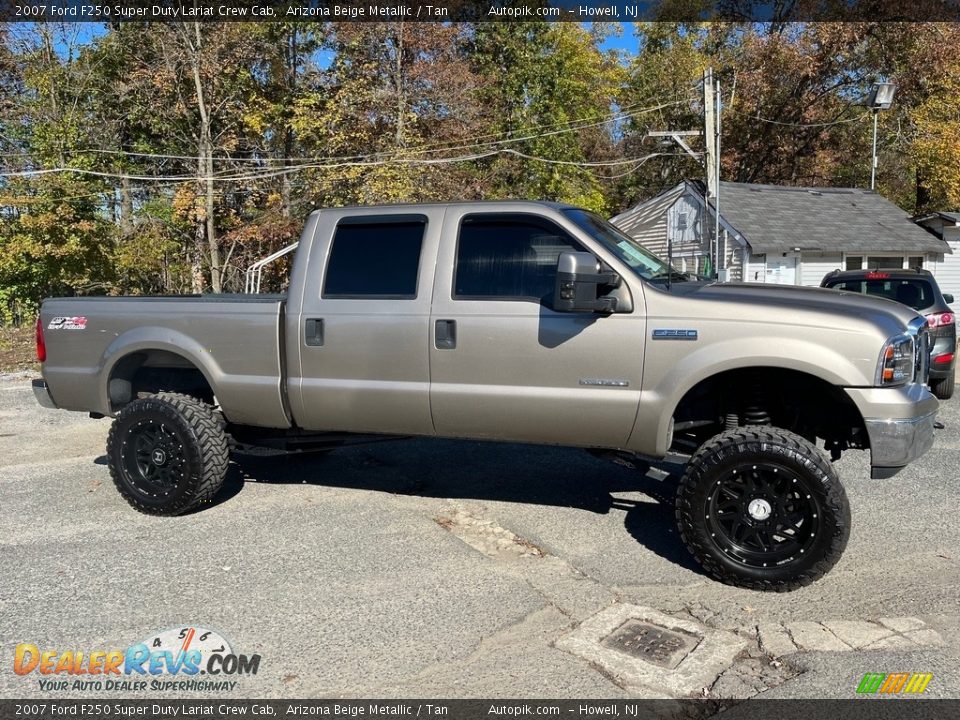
[601,620,702,669]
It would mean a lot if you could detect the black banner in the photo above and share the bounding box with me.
[2,0,960,23]
[4,700,960,720]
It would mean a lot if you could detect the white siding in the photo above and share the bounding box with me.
[932,228,960,306]
[799,253,843,287]
[722,231,743,281]
[611,183,687,259]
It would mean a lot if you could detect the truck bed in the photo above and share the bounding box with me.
[40,294,291,428]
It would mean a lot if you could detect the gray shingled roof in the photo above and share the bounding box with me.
[716,181,948,254]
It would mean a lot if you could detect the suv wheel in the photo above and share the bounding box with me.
[676,426,850,592]
[106,393,229,516]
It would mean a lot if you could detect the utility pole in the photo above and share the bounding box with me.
[715,77,723,279]
[644,70,716,279]
[703,68,718,278]
[704,68,716,200]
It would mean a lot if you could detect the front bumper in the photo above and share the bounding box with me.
[863,412,937,478]
[845,383,938,479]
[32,379,58,409]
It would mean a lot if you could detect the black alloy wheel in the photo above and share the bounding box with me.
[676,426,850,591]
[107,393,229,516]
[704,461,820,568]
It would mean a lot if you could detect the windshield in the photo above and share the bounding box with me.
[561,208,692,283]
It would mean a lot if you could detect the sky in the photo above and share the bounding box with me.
[44,20,642,61]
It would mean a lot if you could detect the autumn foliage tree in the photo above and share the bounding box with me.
[3,20,960,320]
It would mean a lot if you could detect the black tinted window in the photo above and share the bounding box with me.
[828,278,933,310]
[455,216,582,301]
[324,218,425,298]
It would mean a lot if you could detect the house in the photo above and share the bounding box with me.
[611,180,951,287]
[913,212,960,301]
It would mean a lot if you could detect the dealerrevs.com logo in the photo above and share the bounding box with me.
[14,626,261,692]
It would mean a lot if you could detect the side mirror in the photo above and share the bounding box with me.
[944,293,954,305]
[553,251,621,312]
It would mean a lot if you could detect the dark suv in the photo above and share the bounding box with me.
[822,268,956,398]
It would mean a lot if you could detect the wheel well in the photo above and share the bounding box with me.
[107,350,214,412]
[671,367,868,456]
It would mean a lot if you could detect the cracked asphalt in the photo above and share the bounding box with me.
[2,372,959,701]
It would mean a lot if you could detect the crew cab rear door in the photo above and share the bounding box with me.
[428,208,645,447]
[288,208,443,435]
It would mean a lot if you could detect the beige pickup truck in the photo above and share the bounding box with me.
[33,201,938,591]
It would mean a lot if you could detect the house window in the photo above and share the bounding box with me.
[844,255,923,271]
[867,256,906,269]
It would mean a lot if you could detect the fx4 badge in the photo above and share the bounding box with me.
[48,316,88,330]
[652,329,697,340]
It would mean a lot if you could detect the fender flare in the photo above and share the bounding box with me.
[98,326,222,414]
[633,336,872,456]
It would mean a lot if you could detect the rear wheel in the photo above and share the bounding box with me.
[107,393,229,515]
[676,426,850,591]
[931,373,955,400]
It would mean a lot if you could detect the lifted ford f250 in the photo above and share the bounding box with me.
[33,201,938,591]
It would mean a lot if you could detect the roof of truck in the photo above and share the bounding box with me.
[310,200,578,214]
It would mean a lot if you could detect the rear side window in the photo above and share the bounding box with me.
[828,278,933,310]
[454,215,583,301]
[323,216,426,298]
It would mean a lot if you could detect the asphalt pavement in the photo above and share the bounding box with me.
[2,372,959,702]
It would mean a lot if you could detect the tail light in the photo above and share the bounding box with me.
[926,311,954,328]
[35,315,46,363]
[933,352,955,365]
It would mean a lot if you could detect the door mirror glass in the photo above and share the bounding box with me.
[553,252,621,312]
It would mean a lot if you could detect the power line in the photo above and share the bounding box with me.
[0,148,684,183]
[731,109,870,128]
[0,95,697,169]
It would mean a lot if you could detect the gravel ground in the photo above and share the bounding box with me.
[1,374,959,702]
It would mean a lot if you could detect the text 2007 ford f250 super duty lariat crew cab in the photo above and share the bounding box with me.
[33,201,939,591]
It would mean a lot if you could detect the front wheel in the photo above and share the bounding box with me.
[106,393,229,515]
[676,426,850,592]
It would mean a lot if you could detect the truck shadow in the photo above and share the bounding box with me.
[218,437,706,576]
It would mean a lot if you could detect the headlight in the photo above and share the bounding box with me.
[876,334,915,386]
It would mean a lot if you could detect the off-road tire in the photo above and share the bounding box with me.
[107,393,229,516]
[676,426,850,592]
[931,373,955,400]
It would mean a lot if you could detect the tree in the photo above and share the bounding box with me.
[0,25,114,322]
[469,22,621,211]
[120,22,265,292]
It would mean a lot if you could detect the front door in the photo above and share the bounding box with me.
[765,254,798,285]
[428,210,645,448]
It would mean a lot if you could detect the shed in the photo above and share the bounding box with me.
[914,212,960,303]
[611,181,951,286]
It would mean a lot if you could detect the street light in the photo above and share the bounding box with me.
[867,81,896,190]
